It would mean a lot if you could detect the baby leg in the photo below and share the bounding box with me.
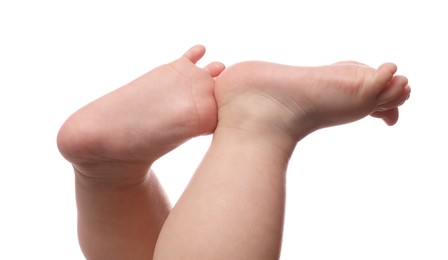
[57,45,224,259]
[153,60,410,259]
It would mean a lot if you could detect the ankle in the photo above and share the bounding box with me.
[71,158,152,189]
[74,164,151,191]
[214,125,297,161]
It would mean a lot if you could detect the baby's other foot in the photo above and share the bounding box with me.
[215,61,410,143]
[57,45,225,175]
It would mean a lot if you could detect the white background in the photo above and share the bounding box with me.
[1,0,447,259]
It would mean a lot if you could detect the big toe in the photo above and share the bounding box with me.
[183,45,206,64]
[377,75,409,105]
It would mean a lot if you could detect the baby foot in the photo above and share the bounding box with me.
[214,61,410,143]
[57,45,225,175]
